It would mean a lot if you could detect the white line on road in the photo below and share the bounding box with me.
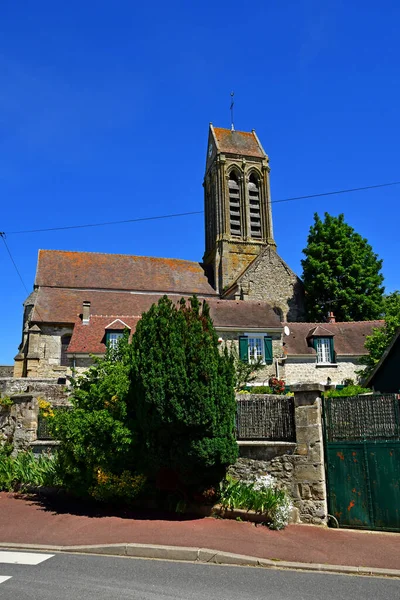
[0,576,12,584]
[0,551,54,565]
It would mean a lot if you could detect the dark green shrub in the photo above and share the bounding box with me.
[131,296,238,491]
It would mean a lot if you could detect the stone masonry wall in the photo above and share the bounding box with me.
[0,378,70,405]
[0,366,13,377]
[236,247,305,322]
[229,384,328,525]
[284,357,362,386]
[0,394,39,456]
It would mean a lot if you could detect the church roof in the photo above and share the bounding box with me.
[67,316,140,354]
[283,321,384,357]
[35,250,217,296]
[212,127,266,158]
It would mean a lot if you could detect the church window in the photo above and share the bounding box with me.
[60,335,71,366]
[228,172,242,236]
[239,335,273,365]
[248,174,262,238]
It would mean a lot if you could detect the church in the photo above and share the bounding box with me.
[13,125,379,386]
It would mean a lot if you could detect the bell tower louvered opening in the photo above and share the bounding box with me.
[229,171,242,237]
[248,174,261,238]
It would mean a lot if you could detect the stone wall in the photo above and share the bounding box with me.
[233,247,305,322]
[21,325,74,378]
[0,394,39,456]
[0,366,13,377]
[284,357,362,386]
[0,378,70,405]
[230,384,328,525]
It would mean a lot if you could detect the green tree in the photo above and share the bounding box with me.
[50,332,136,496]
[130,296,238,490]
[301,213,384,322]
[360,291,400,377]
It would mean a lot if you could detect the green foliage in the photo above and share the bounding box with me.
[219,476,292,529]
[49,331,137,497]
[0,396,13,407]
[91,470,147,503]
[361,291,400,378]
[131,295,238,489]
[325,385,371,398]
[301,213,384,322]
[230,344,264,390]
[0,449,59,491]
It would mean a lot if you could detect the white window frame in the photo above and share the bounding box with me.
[246,334,265,364]
[315,337,332,364]
[107,332,124,349]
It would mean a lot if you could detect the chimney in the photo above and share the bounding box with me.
[82,301,91,325]
[327,311,336,324]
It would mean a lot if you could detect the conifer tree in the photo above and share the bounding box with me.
[130,295,238,489]
[301,213,384,322]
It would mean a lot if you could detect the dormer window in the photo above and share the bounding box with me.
[228,172,242,236]
[248,174,261,238]
[315,337,333,363]
[106,331,124,349]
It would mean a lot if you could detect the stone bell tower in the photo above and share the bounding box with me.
[202,124,276,295]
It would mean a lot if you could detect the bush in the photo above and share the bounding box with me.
[91,470,147,503]
[325,385,371,398]
[219,475,292,529]
[131,296,238,491]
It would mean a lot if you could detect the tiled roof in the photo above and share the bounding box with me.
[207,299,281,329]
[212,127,265,158]
[35,250,217,296]
[68,316,140,354]
[283,321,384,357]
[32,288,281,330]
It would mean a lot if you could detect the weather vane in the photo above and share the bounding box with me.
[230,91,235,131]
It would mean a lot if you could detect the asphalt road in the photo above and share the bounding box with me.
[1,551,399,600]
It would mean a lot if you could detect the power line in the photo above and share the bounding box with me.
[3,180,400,236]
[0,233,29,294]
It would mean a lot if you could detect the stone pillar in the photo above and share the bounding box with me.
[10,394,39,456]
[291,383,328,525]
[26,325,41,378]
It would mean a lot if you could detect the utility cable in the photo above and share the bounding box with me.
[3,180,400,236]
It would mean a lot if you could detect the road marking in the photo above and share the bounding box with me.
[0,551,54,565]
[0,576,12,584]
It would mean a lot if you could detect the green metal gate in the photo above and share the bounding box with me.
[323,394,400,531]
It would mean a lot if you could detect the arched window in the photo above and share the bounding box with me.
[228,172,241,236]
[248,174,261,238]
[60,335,71,366]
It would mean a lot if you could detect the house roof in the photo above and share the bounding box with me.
[212,127,266,158]
[34,250,217,296]
[31,287,282,330]
[68,316,140,354]
[283,321,383,356]
[63,298,281,354]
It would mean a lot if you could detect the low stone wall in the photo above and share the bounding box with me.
[0,366,13,377]
[0,394,39,456]
[230,384,328,525]
[0,378,70,405]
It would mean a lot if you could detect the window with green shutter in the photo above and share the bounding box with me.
[314,337,335,363]
[238,335,273,364]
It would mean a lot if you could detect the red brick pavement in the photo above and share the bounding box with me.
[0,492,399,570]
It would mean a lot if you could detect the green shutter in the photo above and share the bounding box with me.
[264,336,273,365]
[329,337,335,363]
[239,336,248,362]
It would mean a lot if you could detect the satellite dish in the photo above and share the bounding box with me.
[284,326,290,336]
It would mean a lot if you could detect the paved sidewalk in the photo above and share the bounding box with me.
[0,492,399,572]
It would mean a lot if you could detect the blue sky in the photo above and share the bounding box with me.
[1,1,400,364]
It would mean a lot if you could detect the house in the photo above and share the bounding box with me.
[282,316,383,386]
[363,327,400,393]
[13,124,379,385]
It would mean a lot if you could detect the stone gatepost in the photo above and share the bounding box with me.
[291,383,328,525]
[10,394,40,456]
